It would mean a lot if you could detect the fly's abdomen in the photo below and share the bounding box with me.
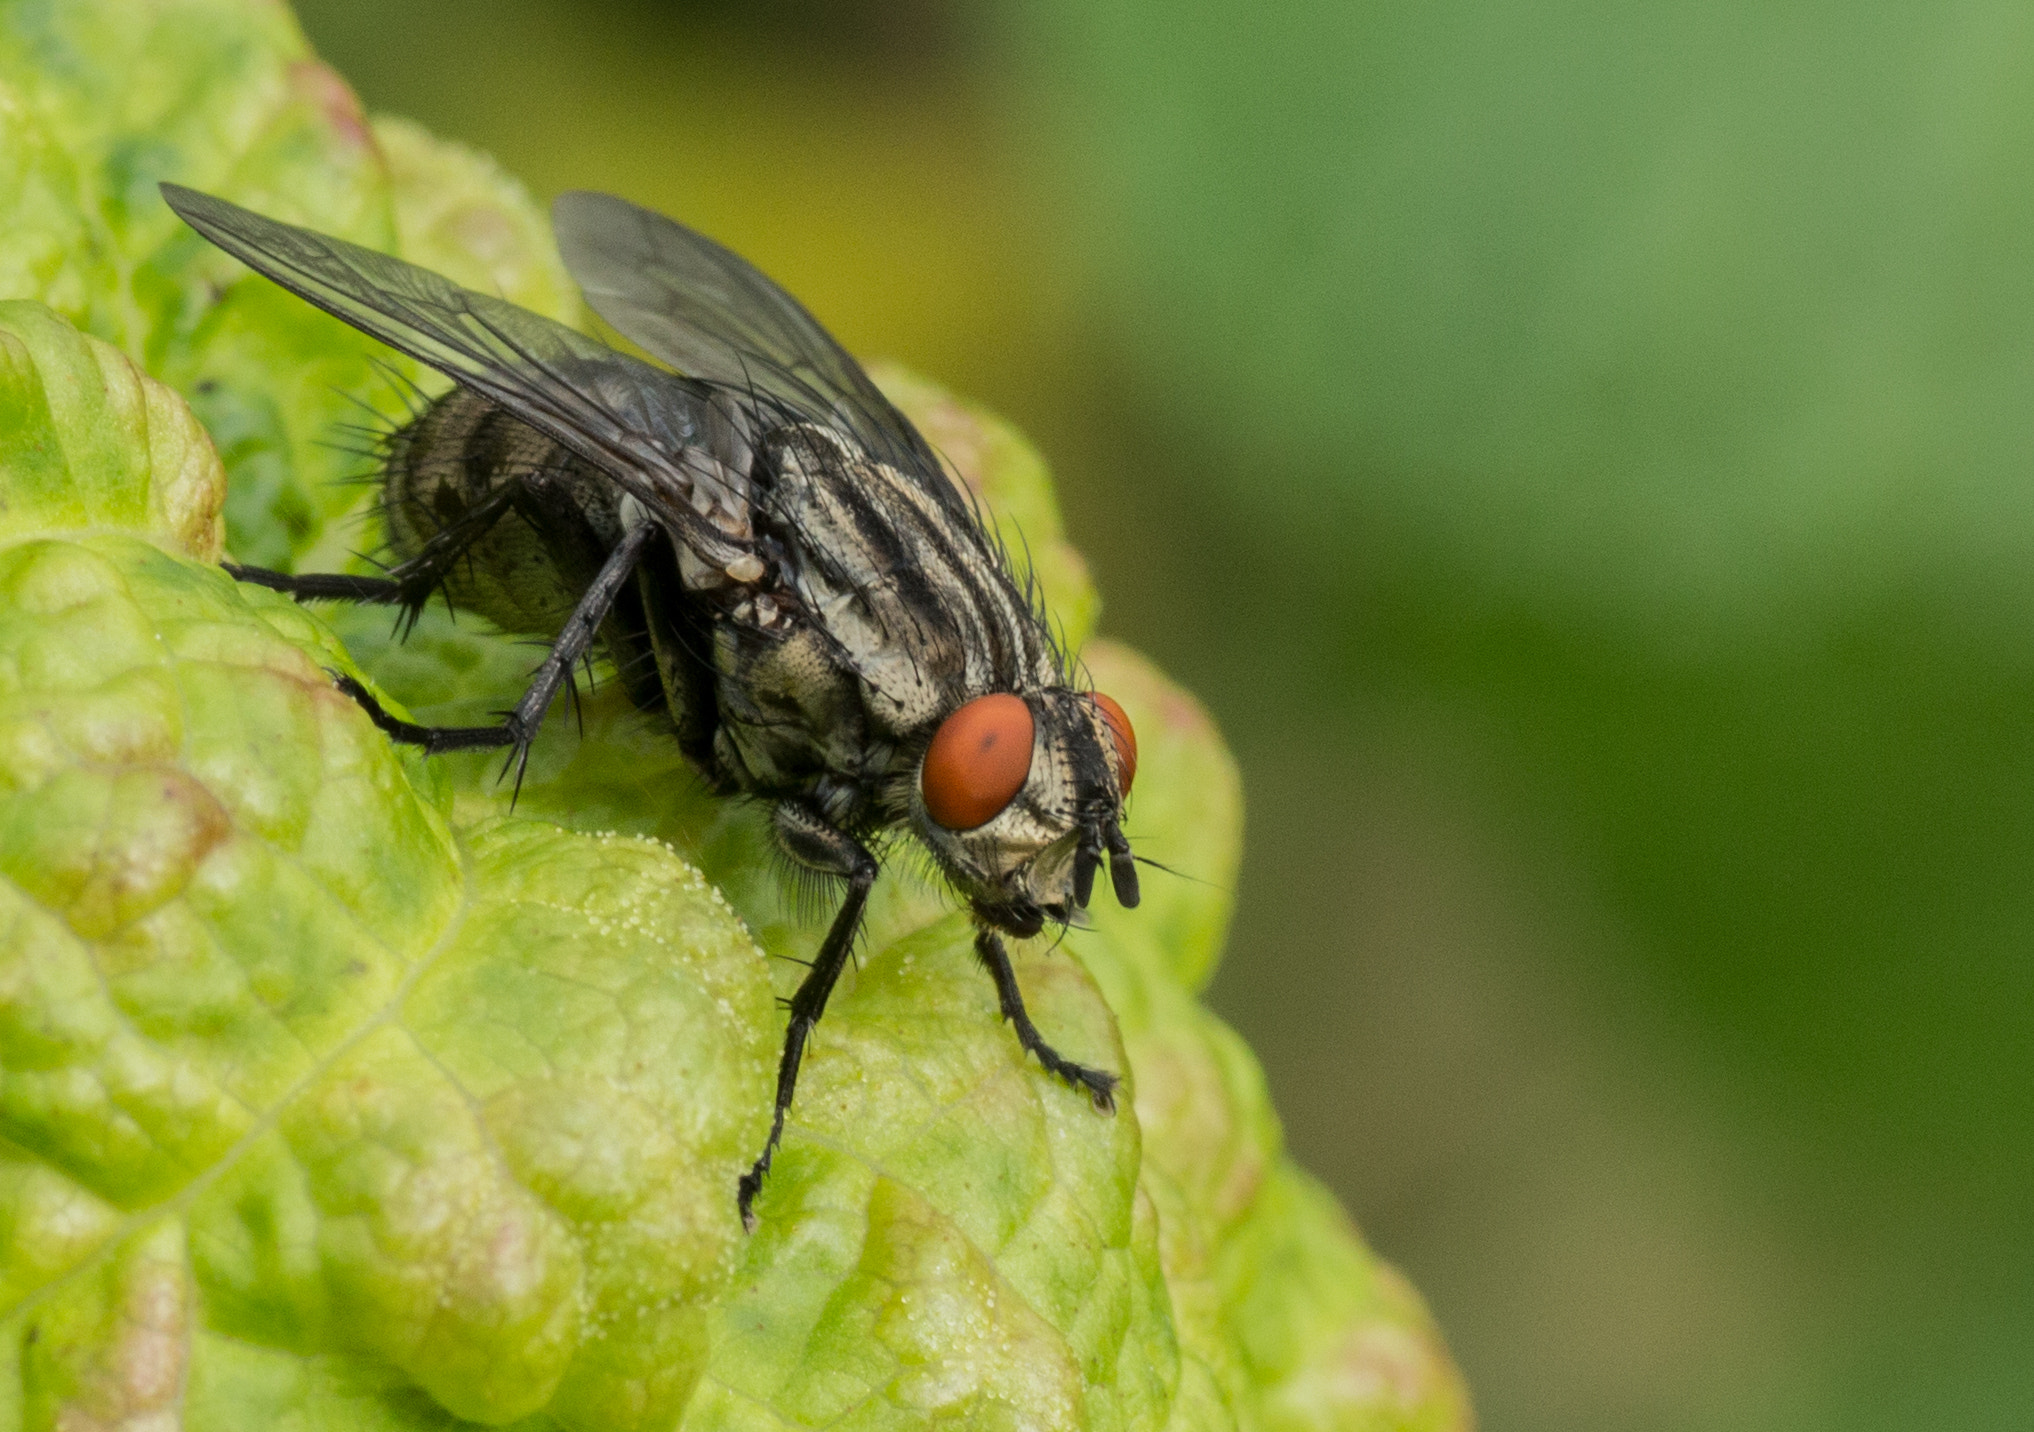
[384,387,627,639]
[380,386,712,742]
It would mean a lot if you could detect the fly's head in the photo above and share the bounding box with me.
[913,687,1140,937]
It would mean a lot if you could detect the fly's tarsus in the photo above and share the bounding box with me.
[226,563,400,603]
[974,928,1120,1115]
[327,671,520,753]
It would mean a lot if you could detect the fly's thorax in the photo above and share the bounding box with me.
[384,389,626,638]
[762,423,1061,737]
[912,687,1128,925]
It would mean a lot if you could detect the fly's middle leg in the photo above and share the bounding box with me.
[739,800,879,1230]
[973,928,1119,1113]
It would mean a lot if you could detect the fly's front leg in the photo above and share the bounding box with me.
[738,801,879,1230]
[331,521,657,770]
[974,929,1119,1113]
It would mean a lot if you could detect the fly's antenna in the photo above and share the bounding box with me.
[1131,853,1227,893]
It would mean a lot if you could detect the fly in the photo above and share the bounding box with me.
[160,183,1142,1227]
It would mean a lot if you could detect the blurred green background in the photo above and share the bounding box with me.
[290,1,2034,1428]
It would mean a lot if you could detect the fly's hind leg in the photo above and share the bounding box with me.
[973,928,1119,1113]
[739,801,879,1230]
[328,521,657,776]
[225,480,524,623]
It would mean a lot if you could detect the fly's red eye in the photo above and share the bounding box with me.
[922,693,1035,830]
[1092,692,1137,797]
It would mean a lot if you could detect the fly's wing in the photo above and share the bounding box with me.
[550,190,975,527]
[160,183,756,571]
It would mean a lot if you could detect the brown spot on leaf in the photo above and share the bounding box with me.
[65,768,233,938]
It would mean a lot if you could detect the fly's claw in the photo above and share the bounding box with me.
[1055,1058,1118,1114]
[1028,1038,1119,1115]
[499,732,537,804]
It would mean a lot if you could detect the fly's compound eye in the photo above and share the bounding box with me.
[1091,693,1138,798]
[922,693,1035,830]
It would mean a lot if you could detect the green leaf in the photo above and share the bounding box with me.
[0,0,575,572]
[0,298,222,558]
[0,4,1470,1427]
[0,308,775,1431]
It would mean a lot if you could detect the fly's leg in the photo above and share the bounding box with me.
[225,480,524,619]
[330,521,657,770]
[974,928,1119,1113]
[738,801,879,1230]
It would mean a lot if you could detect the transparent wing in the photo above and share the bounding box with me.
[161,183,756,568]
[551,190,972,523]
